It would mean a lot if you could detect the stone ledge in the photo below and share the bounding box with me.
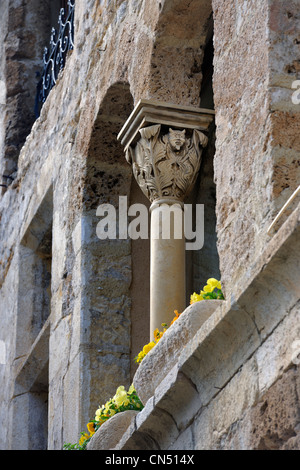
[88,203,299,450]
[113,204,299,450]
[87,410,139,450]
[133,299,224,405]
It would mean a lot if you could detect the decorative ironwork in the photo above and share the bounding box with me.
[35,0,75,117]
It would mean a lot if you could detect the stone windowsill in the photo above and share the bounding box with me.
[88,201,300,450]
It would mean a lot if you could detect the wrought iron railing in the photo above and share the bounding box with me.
[35,0,75,117]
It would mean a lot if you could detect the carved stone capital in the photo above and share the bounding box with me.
[126,124,208,203]
[118,99,214,204]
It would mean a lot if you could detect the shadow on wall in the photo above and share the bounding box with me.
[186,29,220,301]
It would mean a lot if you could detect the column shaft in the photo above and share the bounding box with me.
[150,203,186,336]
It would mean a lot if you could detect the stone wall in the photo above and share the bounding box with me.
[213,0,300,299]
[0,1,8,192]
[1,0,60,186]
[0,0,215,450]
[0,0,299,450]
[89,205,299,450]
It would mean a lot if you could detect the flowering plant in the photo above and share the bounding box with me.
[190,278,224,304]
[64,278,224,450]
[63,384,143,450]
[134,310,182,364]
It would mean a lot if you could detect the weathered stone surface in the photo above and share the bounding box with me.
[154,367,200,432]
[215,365,300,451]
[134,396,179,450]
[212,0,300,301]
[133,300,223,405]
[249,367,300,450]
[255,301,300,394]
[0,0,299,452]
[87,410,139,450]
[113,208,299,451]
[1,1,55,177]
[146,0,212,106]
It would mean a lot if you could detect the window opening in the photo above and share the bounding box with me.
[35,0,75,117]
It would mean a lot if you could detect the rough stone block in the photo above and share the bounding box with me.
[248,366,300,450]
[178,303,260,407]
[168,426,194,451]
[255,302,300,394]
[154,367,200,431]
[192,356,259,449]
[133,300,223,405]
[135,397,179,450]
[87,410,139,450]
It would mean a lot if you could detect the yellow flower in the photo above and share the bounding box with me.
[154,328,159,340]
[191,279,222,304]
[113,386,129,407]
[95,404,105,421]
[170,310,181,326]
[190,292,204,304]
[87,422,95,436]
[135,351,145,363]
[107,408,116,417]
[114,385,125,395]
[143,341,156,355]
[203,284,213,293]
[206,278,222,290]
[135,313,184,364]
[128,384,135,395]
[79,433,89,446]
[135,339,157,363]
[104,400,116,416]
[154,328,165,342]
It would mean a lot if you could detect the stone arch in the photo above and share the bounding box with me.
[83,81,152,382]
[80,82,147,424]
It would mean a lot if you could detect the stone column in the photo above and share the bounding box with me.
[150,199,186,334]
[118,100,214,337]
